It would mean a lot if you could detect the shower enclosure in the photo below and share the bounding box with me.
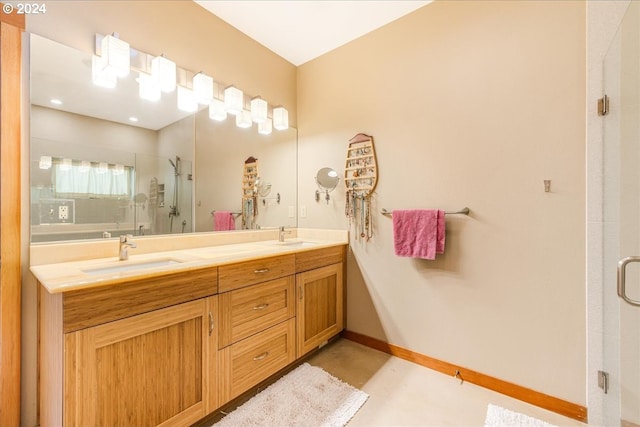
[601,2,640,425]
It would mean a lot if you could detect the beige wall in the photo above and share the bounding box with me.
[298,0,586,405]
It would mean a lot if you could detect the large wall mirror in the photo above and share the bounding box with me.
[29,33,297,243]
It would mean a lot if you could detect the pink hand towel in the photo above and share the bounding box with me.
[392,209,446,260]
[214,211,236,231]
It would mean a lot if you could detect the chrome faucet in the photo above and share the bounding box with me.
[119,234,137,260]
[279,226,292,242]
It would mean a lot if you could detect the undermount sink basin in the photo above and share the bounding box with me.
[82,258,183,275]
[261,240,319,248]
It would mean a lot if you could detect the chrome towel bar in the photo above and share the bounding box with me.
[380,207,470,217]
[211,210,243,218]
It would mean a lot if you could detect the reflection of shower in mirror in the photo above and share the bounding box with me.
[168,156,181,233]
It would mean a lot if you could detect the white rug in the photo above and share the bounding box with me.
[213,363,369,427]
[484,404,558,427]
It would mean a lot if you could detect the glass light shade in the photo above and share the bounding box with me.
[38,156,52,170]
[250,97,268,123]
[101,34,130,78]
[113,164,125,175]
[97,162,109,174]
[151,55,176,93]
[193,73,214,105]
[235,110,252,128]
[225,86,244,115]
[177,86,198,113]
[79,160,91,173]
[60,158,73,171]
[209,98,227,121]
[92,55,117,89]
[258,118,273,135]
[138,71,161,101]
[273,106,289,130]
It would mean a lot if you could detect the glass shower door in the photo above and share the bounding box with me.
[603,2,640,425]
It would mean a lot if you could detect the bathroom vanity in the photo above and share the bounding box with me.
[33,231,346,427]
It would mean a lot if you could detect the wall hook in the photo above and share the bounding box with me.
[544,180,551,193]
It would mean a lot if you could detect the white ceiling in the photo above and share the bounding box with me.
[194,1,432,66]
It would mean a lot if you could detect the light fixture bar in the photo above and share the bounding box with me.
[225,86,244,115]
[151,55,177,93]
[177,86,198,113]
[209,98,227,121]
[138,71,161,101]
[258,118,273,135]
[193,72,214,105]
[273,106,289,130]
[235,110,252,128]
[251,97,268,123]
[101,34,130,78]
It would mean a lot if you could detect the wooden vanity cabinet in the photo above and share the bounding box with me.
[40,244,347,427]
[295,245,345,357]
[40,267,219,427]
[217,255,297,404]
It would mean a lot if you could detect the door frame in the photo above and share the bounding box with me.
[0,5,25,426]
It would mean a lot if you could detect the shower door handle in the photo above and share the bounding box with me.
[617,256,640,307]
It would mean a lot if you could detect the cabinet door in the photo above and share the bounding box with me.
[65,297,218,427]
[296,263,344,357]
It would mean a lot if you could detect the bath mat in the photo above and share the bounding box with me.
[484,404,558,427]
[212,363,369,427]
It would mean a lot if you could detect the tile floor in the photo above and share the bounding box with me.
[306,338,587,427]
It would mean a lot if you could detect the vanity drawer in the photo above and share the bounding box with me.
[295,245,346,272]
[218,254,295,292]
[62,267,218,333]
[219,318,296,403]
[219,276,295,348]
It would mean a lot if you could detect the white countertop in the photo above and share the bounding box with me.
[31,231,348,294]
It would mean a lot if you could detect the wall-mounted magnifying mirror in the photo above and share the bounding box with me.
[254,177,272,197]
[315,167,340,204]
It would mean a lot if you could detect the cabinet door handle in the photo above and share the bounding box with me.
[208,312,214,336]
[253,351,269,361]
[254,268,270,274]
[253,303,269,310]
[299,286,303,300]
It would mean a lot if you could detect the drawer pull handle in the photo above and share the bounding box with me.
[208,312,214,336]
[254,268,270,274]
[253,303,269,310]
[253,351,269,361]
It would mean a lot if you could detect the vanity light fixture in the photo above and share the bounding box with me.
[250,97,268,123]
[258,118,273,135]
[92,55,117,89]
[79,160,91,173]
[38,156,52,170]
[273,106,289,130]
[97,162,109,174]
[100,34,130,78]
[225,86,244,115]
[138,71,161,102]
[60,158,73,171]
[151,55,177,93]
[177,86,198,113]
[193,72,214,105]
[236,109,253,128]
[209,98,227,121]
